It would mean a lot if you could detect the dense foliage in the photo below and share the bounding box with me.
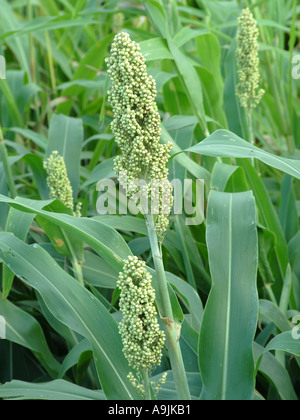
[0,0,299,401]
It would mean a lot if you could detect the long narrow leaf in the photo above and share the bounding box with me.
[0,299,60,377]
[0,233,139,400]
[187,130,300,181]
[199,191,258,400]
[0,380,105,401]
[0,195,131,271]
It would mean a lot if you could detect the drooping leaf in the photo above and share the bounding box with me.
[0,299,60,377]
[0,380,106,401]
[0,232,139,400]
[264,331,300,357]
[187,130,300,181]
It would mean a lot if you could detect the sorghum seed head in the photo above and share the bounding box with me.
[236,8,265,113]
[117,256,165,372]
[106,32,173,238]
[44,151,81,217]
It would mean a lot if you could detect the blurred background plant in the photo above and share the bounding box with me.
[0,0,299,401]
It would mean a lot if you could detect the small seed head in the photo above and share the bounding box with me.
[236,8,265,113]
[44,151,81,217]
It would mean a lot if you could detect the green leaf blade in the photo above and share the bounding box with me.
[0,233,139,400]
[199,191,259,400]
[187,130,300,181]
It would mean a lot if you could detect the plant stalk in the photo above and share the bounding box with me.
[145,214,191,400]
[246,112,254,146]
[142,368,152,401]
[62,229,84,287]
[287,0,297,154]
[45,30,57,91]
[246,112,255,167]
[27,0,35,83]
[71,257,85,288]
[0,126,17,198]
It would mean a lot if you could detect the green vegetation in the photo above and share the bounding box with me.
[0,0,299,401]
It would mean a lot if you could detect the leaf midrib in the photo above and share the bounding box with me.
[221,194,232,400]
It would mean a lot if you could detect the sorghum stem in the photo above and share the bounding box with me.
[142,368,152,401]
[246,112,253,146]
[0,126,17,198]
[145,214,191,401]
[246,112,255,167]
[71,257,84,287]
[63,230,84,287]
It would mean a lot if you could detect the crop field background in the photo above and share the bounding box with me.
[0,0,299,402]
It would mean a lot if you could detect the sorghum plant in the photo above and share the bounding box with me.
[236,8,265,145]
[106,32,191,400]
